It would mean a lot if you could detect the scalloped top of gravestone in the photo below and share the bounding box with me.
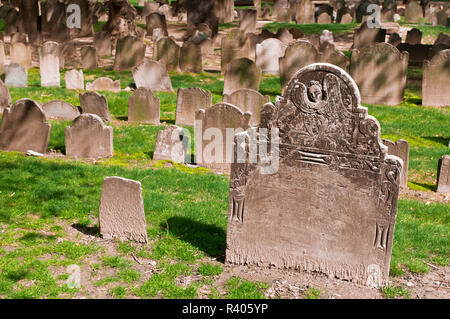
[132,60,174,92]
[0,79,12,113]
[113,36,146,71]
[154,36,180,71]
[437,155,450,194]
[0,99,50,154]
[146,12,168,37]
[256,38,287,75]
[296,0,314,23]
[179,42,203,73]
[223,58,261,95]
[86,77,120,93]
[79,91,111,122]
[99,176,148,244]
[94,31,112,57]
[80,45,98,70]
[153,125,186,163]
[350,43,409,105]
[225,63,403,288]
[239,8,257,34]
[5,63,27,88]
[65,69,84,90]
[40,41,61,87]
[422,49,450,107]
[223,88,271,126]
[194,102,251,174]
[382,139,409,189]
[405,1,423,23]
[65,113,113,159]
[406,28,422,45]
[128,87,160,124]
[42,100,80,121]
[11,41,32,69]
[175,87,212,126]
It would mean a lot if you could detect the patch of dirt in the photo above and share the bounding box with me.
[400,188,449,204]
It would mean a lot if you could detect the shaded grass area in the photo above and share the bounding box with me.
[262,22,359,35]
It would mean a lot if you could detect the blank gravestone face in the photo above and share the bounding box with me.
[0,99,51,154]
[65,69,84,90]
[226,63,403,288]
[256,38,287,75]
[153,125,186,163]
[113,36,146,71]
[154,37,180,71]
[195,103,251,174]
[175,87,212,126]
[99,176,148,244]
[65,113,113,158]
[437,155,450,194]
[350,43,409,105]
[94,31,112,57]
[132,61,174,92]
[405,1,423,23]
[80,45,97,69]
[11,42,31,69]
[86,77,120,92]
[382,139,410,189]
[179,42,203,73]
[40,41,60,87]
[128,87,160,124]
[79,91,111,122]
[239,9,257,34]
[224,58,261,95]
[422,49,450,107]
[405,28,422,45]
[223,88,270,126]
[221,29,251,73]
[5,63,27,88]
[42,100,80,121]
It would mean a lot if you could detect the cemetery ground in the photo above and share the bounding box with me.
[0,64,448,299]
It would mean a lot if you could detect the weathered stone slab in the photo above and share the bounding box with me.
[154,36,180,71]
[132,61,174,92]
[422,49,450,107]
[42,100,80,121]
[179,42,203,73]
[223,58,261,95]
[436,155,450,194]
[295,0,314,23]
[128,87,160,124]
[0,99,50,154]
[353,22,387,50]
[226,63,403,288]
[405,1,423,23]
[406,28,422,45]
[113,36,146,71]
[79,92,111,122]
[5,63,27,88]
[256,38,287,75]
[80,45,98,70]
[175,88,212,126]
[350,43,408,105]
[382,139,409,188]
[10,42,32,69]
[94,31,112,57]
[99,176,148,243]
[146,12,168,37]
[40,41,60,87]
[65,113,113,158]
[153,125,186,163]
[223,88,270,126]
[221,29,251,73]
[86,77,121,93]
[195,102,251,174]
[239,8,257,34]
[65,69,84,90]
[0,79,12,113]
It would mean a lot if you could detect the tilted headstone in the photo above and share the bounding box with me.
[175,88,212,126]
[86,77,121,93]
[422,49,450,107]
[223,89,270,126]
[5,63,27,88]
[65,113,113,158]
[239,8,257,34]
[42,100,80,121]
[132,61,174,92]
[10,42,32,69]
[94,31,112,57]
[195,102,251,174]
[128,87,160,124]
[406,28,422,45]
[179,42,203,73]
[0,79,12,113]
[353,22,387,50]
[79,92,111,122]
[256,38,287,75]
[350,43,408,105]
[113,36,146,71]
[154,37,180,71]
[279,41,319,94]
[221,29,251,73]
[65,69,85,90]
[223,58,261,95]
[153,125,186,163]
[436,155,450,194]
[80,45,98,70]
[405,1,423,23]
[225,63,403,288]
[0,99,51,154]
[99,177,148,243]
[296,0,314,23]
[382,139,410,189]
[40,41,61,87]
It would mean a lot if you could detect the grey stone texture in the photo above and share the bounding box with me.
[79,92,111,122]
[128,87,160,124]
[437,155,450,194]
[42,100,80,121]
[422,49,450,107]
[175,88,212,126]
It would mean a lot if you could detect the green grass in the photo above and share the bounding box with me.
[225,277,269,299]
[263,22,359,35]
[305,287,322,299]
[382,286,411,299]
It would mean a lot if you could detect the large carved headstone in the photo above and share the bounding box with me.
[422,49,450,107]
[350,43,408,105]
[0,99,51,154]
[223,89,271,126]
[223,58,261,95]
[175,88,212,126]
[256,38,287,75]
[226,63,403,288]
[113,36,146,71]
[128,87,160,124]
[132,61,174,92]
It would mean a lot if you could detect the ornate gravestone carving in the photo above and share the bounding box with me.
[226,63,403,288]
